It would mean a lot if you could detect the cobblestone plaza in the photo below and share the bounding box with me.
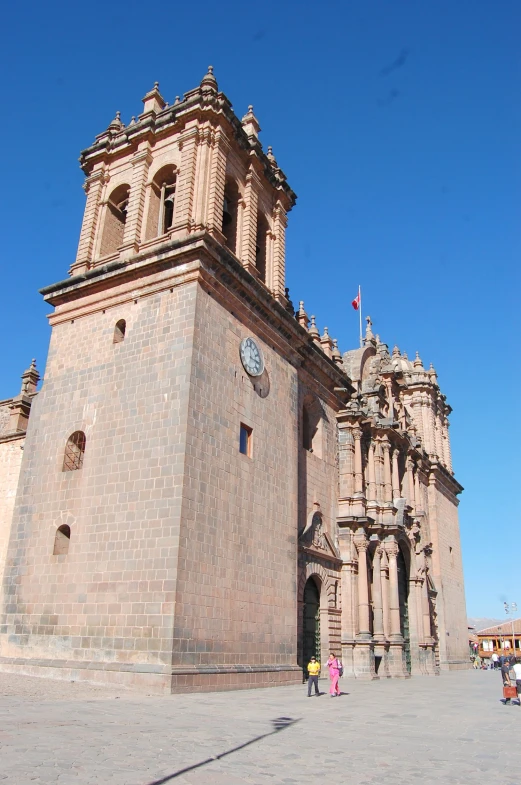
[0,669,517,784]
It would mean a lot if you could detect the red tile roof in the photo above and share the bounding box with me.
[477,618,521,635]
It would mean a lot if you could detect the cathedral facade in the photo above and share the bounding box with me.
[0,68,468,692]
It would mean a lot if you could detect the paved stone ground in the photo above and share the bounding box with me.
[0,669,519,784]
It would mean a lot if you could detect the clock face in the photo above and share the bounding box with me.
[240,337,264,377]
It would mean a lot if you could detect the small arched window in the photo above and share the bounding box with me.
[100,184,130,256]
[113,319,126,343]
[53,524,70,555]
[63,431,86,472]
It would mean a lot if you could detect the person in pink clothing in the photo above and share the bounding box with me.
[327,653,341,697]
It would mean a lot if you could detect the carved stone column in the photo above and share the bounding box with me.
[355,535,371,638]
[386,541,402,641]
[381,549,390,640]
[372,546,385,641]
[367,441,376,502]
[338,427,354,498]
[406,456,415,510]
[384,540,409,678]
[391,448,400,500]
[382,440,392,503]
[414,467,422,514]
[353,531,377,679]
[353,427,363,494]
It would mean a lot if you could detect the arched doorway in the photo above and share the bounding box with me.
[302,577,321,678]
[397,546,411,674]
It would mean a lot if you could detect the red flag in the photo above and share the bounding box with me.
[351,292,360,310]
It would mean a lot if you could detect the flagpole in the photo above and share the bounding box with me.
[359,285,363,348]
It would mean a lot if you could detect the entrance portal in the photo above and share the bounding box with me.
[302,577,321,678]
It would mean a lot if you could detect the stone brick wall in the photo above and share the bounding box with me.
[428,480,469,668]
[171,285,300,674]
[0,283,197,677]
[0,436,25,600]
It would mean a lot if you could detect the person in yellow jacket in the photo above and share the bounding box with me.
[307,656,321,697]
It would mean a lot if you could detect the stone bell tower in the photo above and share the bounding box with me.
[71,66,293,305]
[0,67,334,693]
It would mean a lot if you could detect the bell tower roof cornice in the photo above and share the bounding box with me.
[78,67,296,211]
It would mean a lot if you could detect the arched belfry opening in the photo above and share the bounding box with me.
[100,184,130,256]
[255,211,269,283]
[397,543,411,673]
[222,178,240,255]
[302,576,321,678]
[145,165,177,240]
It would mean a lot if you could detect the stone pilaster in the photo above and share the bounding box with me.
[71,167,106,274]
[171,124,199,237]
[120,146,152,255]
[338,529,357,677]
[205,129,229,241]
[271,201,287,302]
[192,125,213,232]
[240,165,260,274]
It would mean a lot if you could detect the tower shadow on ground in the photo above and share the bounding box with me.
[144,716,301,785]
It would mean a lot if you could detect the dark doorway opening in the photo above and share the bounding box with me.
[302,577,321,680]
[397,546,411,673]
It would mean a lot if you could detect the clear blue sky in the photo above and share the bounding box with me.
[0,1,519,619]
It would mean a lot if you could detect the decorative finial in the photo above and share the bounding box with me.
[297,301,309,329]
[413,351,424,369]
[308,315,320,339]
[174,96,180,105]
[267,146,277,166]
[107,111,123,132]
[392,345,400,356]
[332,339,343,365]
[201,65,218,92]
[154,81,159,90]
[248,104,254,112]
[129,116,136,126]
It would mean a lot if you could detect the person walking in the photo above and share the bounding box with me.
[327,653,341,697]
[501,657,513,705]
[513,658,521,707]
[491,651,499,669]
[306,656,321,697]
